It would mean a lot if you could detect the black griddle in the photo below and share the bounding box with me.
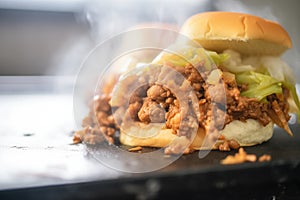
[1,123,300,199]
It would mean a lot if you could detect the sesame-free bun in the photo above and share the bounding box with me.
[120,119,274,150]
[180,12,292,56]
[120,124,215,150]
[120,123,177,148]
[220,119,274,146]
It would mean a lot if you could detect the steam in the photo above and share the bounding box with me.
[50,0,213,90]
[84,0,212,40]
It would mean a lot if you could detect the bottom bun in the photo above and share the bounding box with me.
[120,122,212,149]
[120,123,177,148]
[120,119,274,150]
[220,119,274,146]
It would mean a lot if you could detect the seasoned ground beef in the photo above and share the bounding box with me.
[138,99,166,123]
[74,62,291,153]
[73,95,119,145]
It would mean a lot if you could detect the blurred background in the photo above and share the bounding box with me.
[0,0,299,79]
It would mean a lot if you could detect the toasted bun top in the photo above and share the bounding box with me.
[180,12,292,56]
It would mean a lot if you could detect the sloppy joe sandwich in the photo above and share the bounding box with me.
[74,12,300,154]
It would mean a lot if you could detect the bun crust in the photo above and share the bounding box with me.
[120,120,274,150]
[180,12,292,55]
[220,119,274,146]
[120,125,177,148]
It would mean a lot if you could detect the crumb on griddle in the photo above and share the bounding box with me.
[221,148,257,165]
[258,154,272,162]
[128,146,143,152]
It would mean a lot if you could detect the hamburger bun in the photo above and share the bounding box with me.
[120,120,274,150]
[120,124,210,150]
[220,119,274,146]
[180,12,292,56]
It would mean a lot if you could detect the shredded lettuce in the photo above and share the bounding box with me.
[260,56,295,84]
[153,45,216,70]
[222,50,300,118]
[258,57,300,117]
[284,81,300,117]
[236,71,282,101]
[206,51,229,66]
[224,64,256,73]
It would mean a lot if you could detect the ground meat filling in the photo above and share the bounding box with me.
[73,94,119,145]
[74,62,292,152]
[138,98,166,123]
